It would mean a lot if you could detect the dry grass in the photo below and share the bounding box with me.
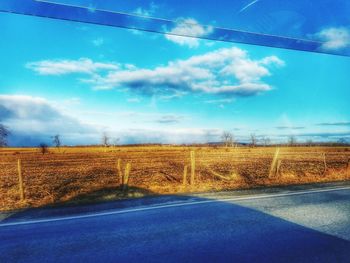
[0,146,350,211]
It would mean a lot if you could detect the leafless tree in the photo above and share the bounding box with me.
[262,136,271,146]
[288,135,297,146]
[221,131,234,147]
[250,133,257,147]
[39,143,49,154]
[102,132,110,147]
[52,134,61,148]
[0,124,10,147]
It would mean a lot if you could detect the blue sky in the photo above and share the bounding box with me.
[0,1,350,146]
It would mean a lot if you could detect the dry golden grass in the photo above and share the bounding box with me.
[0,146,350,211]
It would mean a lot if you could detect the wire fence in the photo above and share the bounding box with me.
[1,146,350,210]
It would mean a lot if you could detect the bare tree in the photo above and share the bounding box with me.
[262,136,271,146]
[221,131,234,147]
[39,143,49,155]
[250,133,257,147]
[288,135,297,146]
[0,124,10,147]
[52,134,61,149]
[102,132,110,147]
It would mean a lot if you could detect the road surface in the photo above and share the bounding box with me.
[1,182,350,262]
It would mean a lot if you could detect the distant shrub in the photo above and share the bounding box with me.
[39,143,49,155]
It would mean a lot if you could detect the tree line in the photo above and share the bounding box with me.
[0,123,348,148]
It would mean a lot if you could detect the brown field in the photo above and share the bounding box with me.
[1,146,350,211]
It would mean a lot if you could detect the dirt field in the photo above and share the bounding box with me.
[1,146,350,211]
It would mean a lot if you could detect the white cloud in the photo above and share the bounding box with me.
[259,56,285,66]
[317,121,350,126]
[0,95,62,121]
[156,114,184,124]
[63,97,81,105]
[127,98,141,103]
[87,47,284,96]
[108,127,223,145]
[0,96,219,144]
[204,98,234,104]
[0,95,96,145]
[26,58,119,75]
[159,90,187,101]
[134,2,158,16]
[109,111,186,125]
[27,47,284,97]
[92,38,105,46]
[315,27,350,50]
[165,18,213,48]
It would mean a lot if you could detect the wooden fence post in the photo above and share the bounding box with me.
[323,153,327,175]
[190,151,195,185]
[347,159,350,176]
[183,165,188,186]
[123,163,131,191]
[117,158,122,184]
[269,148,280,177]
[276,159,282,176]
[17,159,24,201]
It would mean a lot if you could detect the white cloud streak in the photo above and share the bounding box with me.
[156,114,184,124]
[26,58,119,75]
[204,98,234,104]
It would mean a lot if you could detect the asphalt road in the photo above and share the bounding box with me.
[1,182,350,263]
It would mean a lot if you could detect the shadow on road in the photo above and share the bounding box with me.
[1,186,350,262]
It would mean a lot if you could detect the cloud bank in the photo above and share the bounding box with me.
[28,47,285,98]
[1,95,348,146]
[0,95,217,146]
[0,95,96,146]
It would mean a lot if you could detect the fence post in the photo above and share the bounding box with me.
[190,151,195,185]
[123,163,131,191]
[276,159,282,176]
[347,159,350,176]
[269,148,280,177]
[323,153,327,175]
[17,159,24,201]
[117,158,122,184]
[183,165,188,186]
